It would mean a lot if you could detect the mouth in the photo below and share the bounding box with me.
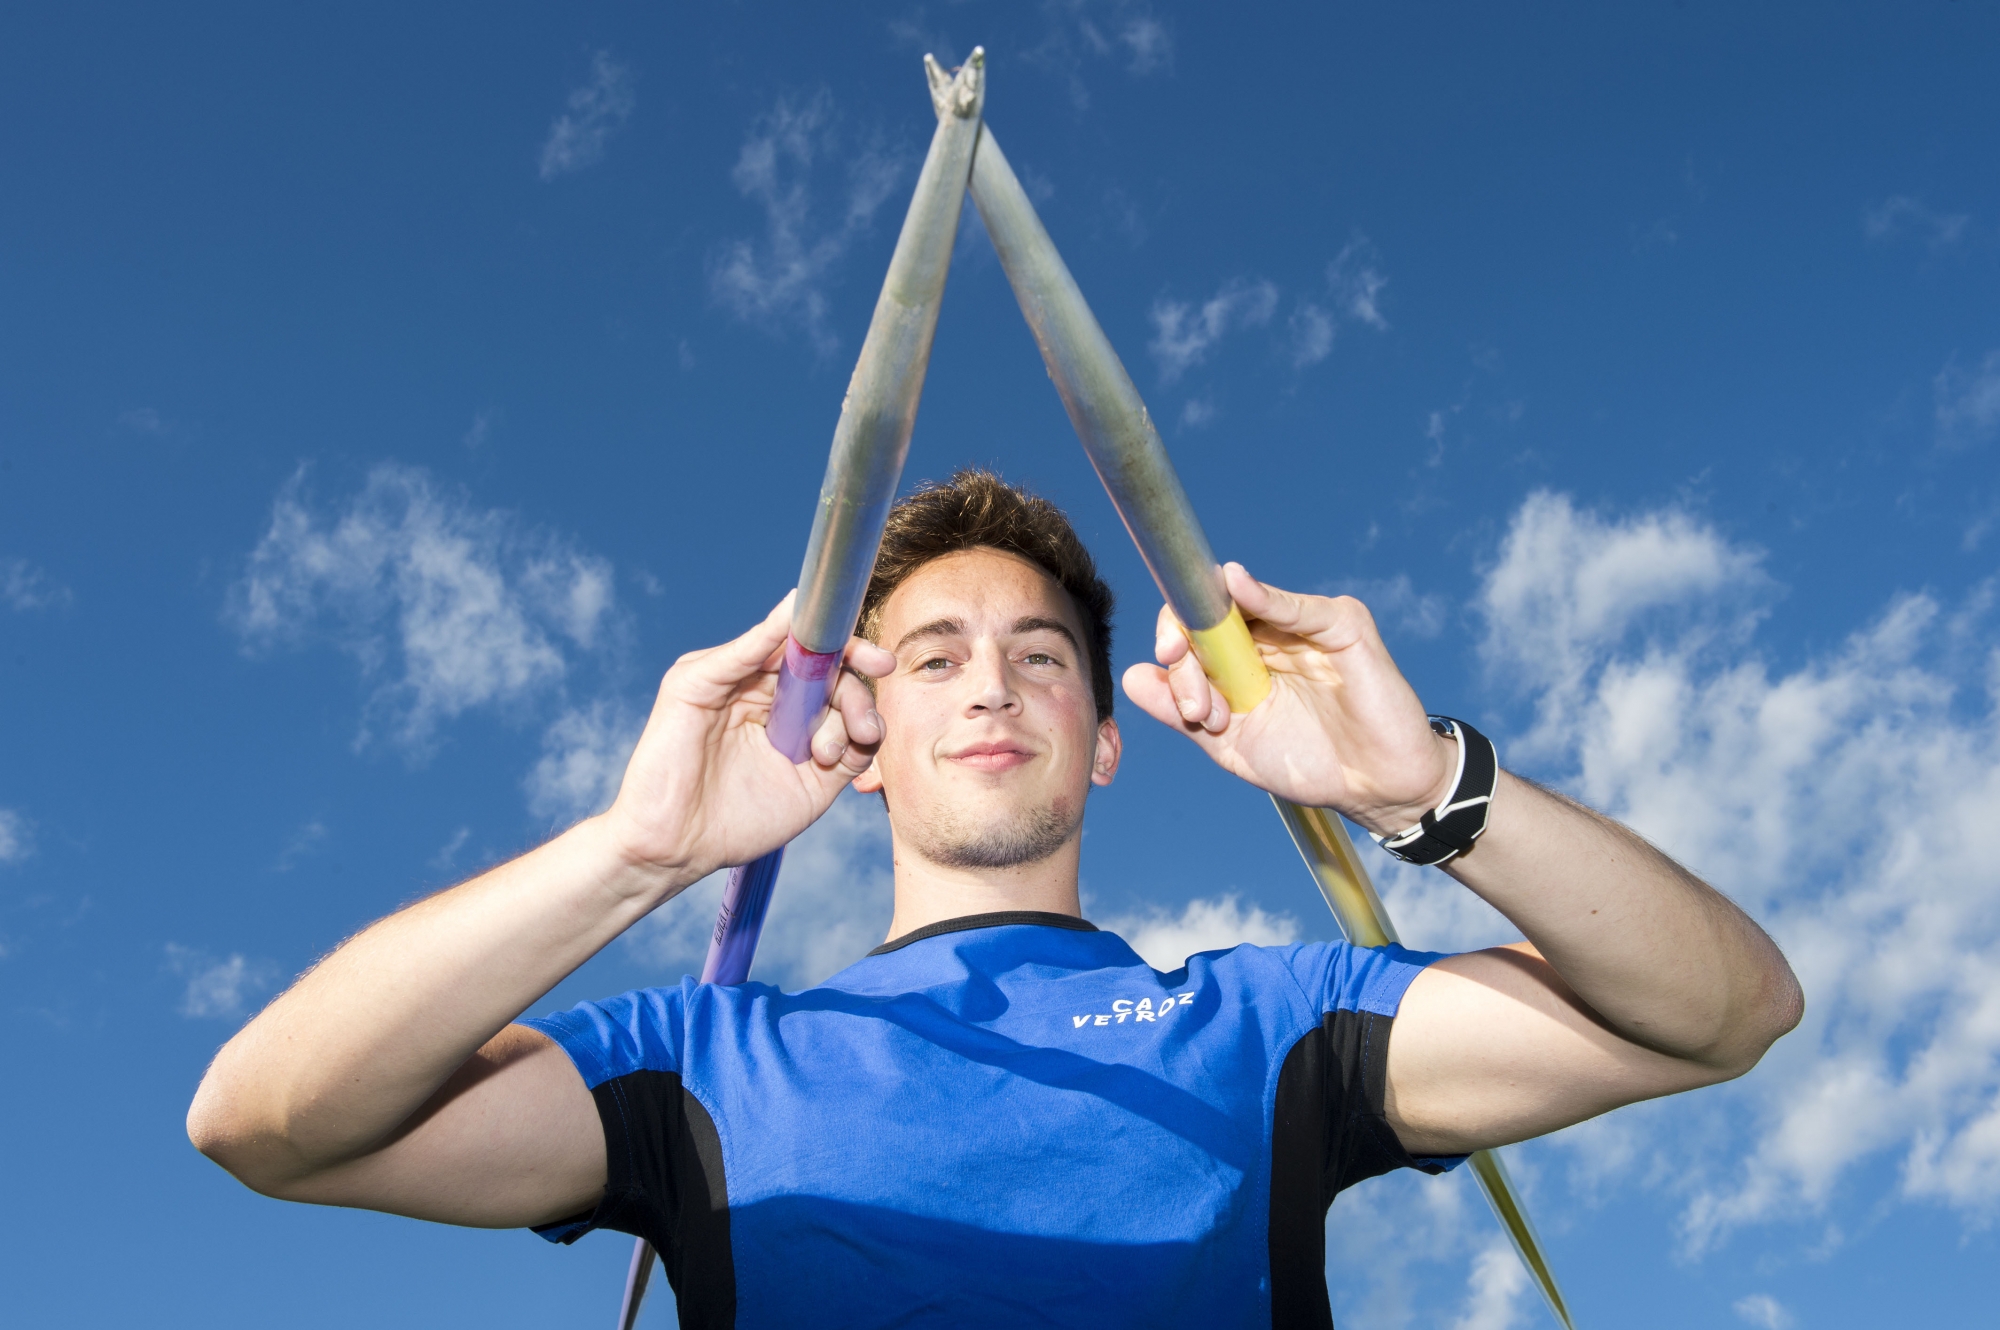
[945,741,1036,773]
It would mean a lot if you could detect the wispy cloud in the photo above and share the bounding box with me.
[1332,574,1450,640]
[538,51,635,181]
[2,558,71,611]
[526,698,643,826]
[430,826,471,874]
[625,790,896,989]
[0,809,32,865]
[1733,1294,1795,1330]
[165,944,278,1020]
[1098,893,1299,971]
[1022,1,1175,108]
[1328,235,1390,330]
[274,818,328,872]
[1448,1236,1530,1330]
[228,464,622,754]
[1287,301,1335,368]
[1864,195,1970,251]
[1935,348,2000,449]
[118,406,167,435]
[1462,491,2000,1254]
[1148,277,1278,382]
[709,92,905,354]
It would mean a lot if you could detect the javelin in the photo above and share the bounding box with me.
[956,103,1578,1330]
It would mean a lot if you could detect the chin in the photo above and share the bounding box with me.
[911,795,1078,871]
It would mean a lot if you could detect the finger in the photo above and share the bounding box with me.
[697,591,799,684]
[829,667,884,749]
[1123,663,1232,749]
[808,702,879,777]
[842,635,898,680]
[1223,563,1369,650]
[1153,603,1192,666]
[1165,644,1223,729]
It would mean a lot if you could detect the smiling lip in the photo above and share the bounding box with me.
[947,742,1035,772]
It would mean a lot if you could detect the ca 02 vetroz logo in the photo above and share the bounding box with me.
[1072,993,1196,1028]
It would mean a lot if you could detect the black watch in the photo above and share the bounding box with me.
[1371,717,1497,867]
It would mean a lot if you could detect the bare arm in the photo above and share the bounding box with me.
[1123,564,1803,1157]
[187,596,895,1224]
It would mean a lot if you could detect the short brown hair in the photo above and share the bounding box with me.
[859,469,1116,721]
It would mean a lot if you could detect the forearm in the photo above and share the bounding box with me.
[1442,771,1801,1072]
[188,814,688,1187]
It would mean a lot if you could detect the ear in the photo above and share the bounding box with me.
[852,755,884,794]
[1090,716,1122,787]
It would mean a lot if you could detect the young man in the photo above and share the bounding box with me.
[189,470,1802,1328]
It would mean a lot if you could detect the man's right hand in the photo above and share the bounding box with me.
[601,593,895,892]
[187,597,893,1228]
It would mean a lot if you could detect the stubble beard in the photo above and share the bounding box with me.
[912,794,1080,870]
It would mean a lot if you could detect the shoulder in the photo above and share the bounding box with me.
[516,979,701,1090]
[1182,939,1454,1019]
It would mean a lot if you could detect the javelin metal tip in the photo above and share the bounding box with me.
[924,46,986,119]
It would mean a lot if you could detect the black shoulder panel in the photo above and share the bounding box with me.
[1268,1010,1420,1328]
[592,1070,736,1330]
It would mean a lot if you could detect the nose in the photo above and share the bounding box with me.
[962,641,1021,716]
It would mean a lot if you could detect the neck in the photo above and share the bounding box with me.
[882,831,1084,943]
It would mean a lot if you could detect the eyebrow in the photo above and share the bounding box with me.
[894,617,967,653]
[892,615,1082,655]
[1011,616,1082,653]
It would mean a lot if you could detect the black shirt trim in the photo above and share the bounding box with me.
[867,910,1098,956]
[1269,1009,1457,1327]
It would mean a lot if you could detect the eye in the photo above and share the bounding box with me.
[917,656,953,671]
[1023,651,1057,666]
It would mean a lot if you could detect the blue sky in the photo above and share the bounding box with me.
[3,2,1998,1326]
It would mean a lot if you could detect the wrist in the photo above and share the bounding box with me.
[1357,730,1461,837]
[1367,717,1499,867]
[571,812,701,907]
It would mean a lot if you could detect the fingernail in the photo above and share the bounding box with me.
[867,710,883,736]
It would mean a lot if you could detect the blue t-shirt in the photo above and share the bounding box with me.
[521,911,1459,1329]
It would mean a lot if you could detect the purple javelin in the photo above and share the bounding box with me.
[695,51,983,985]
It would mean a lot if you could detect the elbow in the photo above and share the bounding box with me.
[1702,953,1807,1083]
[186,1070,311,1200]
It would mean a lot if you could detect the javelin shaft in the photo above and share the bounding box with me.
[964,118,1576,1330]
[616,51,989,1330]
[700,49,986,990]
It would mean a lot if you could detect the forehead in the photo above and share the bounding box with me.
[876,547,1083,640]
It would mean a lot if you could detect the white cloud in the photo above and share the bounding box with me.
[1148,277,1278,382]
[538,51,635,181]
[624,790,897,990]
[1935,348,2000,448]
[1180,396,1215,429]
[1329,236,1390,330]
[1335,573,1450,640]
[709,92,905,354]
[2,558,71,611]
[1023,1,1175,109]
[274,818,328,872]
[1099,893,1299,971]
[1288,300,1335,367]
[1864,195,1970,251]
[118,406,166,434]
[1449,1236,1530,1330]
[0,809,32,864]
[1114,15,1174,75]
[228,464,621,753]
[165,944,278,1020]
[527,699,644,825]
[1478,489,1771,759]
[1473,491,2000,1256]
[1733,1294,1794,1330]
[431,826,471,873]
